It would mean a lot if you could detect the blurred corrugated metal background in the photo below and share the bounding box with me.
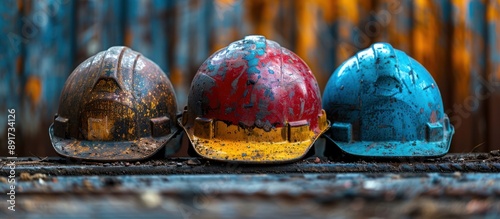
[0,0,499,156]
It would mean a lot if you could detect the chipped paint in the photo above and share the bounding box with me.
[323,42,454,158]
[180,36,329,163]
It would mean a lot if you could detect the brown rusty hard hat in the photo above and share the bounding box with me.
[49,46,180,161]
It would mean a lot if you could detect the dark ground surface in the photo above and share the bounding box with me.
[2,152,500,218]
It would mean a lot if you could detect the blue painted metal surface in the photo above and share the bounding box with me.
[21,0,75,137]
[322,42,454,158]
[0,0,22,137]
[75,0,124,64]
[125,0,173,74]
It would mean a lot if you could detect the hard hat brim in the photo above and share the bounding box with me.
[323,133,452,158]
[49,124,180,161]
[179,119,327,164]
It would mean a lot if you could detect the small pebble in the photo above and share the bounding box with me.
[20,172,31,181]
[187,159,201,166]
[140,190,162,208]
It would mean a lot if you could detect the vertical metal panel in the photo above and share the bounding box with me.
[374,0,413,52]
[0,0,23,155]
[487,0,500,150]
[413,0,453,140]
[211,0,245,51]
[450,0,487,152]
[170,0,214,110]
[75,0,124,65]
[243,0,280,37]
[20,0,75,155]
[293,0,375,91]
[293,0,335,90]
[488,0,500,83]
[125,0,172,73]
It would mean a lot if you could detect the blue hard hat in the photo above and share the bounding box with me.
[322,42,454,158]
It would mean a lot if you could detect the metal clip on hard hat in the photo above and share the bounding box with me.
[322,42,454,159]
[49,46,180,161]
[179,35,330,163]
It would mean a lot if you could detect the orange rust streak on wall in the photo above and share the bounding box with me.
[375,0,411,52]
[211,0,239,52]
[25,76,42,106]
[295,0,319,80]
[451,0,473,152]
[333,0,364,67]
[450,0,488,152]
[413,0,451,112]
[244,0,279,38]
[488,0,500,81]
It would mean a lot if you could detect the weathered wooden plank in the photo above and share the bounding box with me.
[22,0,75,155]
[75,0,124,64]
[450,0,487,152]
[487,0,500,150]
[0,0,23,156]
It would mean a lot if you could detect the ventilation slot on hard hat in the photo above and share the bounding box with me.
[93,78,122,93]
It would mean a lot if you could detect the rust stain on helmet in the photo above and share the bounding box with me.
[49,46,180,161]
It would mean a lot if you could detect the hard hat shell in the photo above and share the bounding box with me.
[49,46,179,161]
[322,42,454,158]
[180,35,329,163]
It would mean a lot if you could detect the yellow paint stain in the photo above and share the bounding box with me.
[24,76,42,105]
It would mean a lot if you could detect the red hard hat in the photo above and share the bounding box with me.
[180,35,329,163]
